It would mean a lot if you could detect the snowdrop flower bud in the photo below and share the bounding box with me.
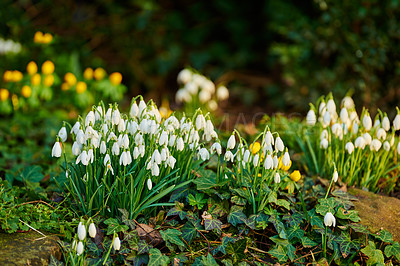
[95,106,103,121]
[324,212,336,227]
[105,108,112,123]
[382,116,390,131]
[331,123,342,138]
[282,151,290,167]
[320,139,329,149]
[159,131,168,146]
[322,111,331,128]
[352,122,359,134]
[152,149,162,164]
[363,113,372,131]
[341,96,355,109]
[397,142,400,154]
[273,156,279,169]
[374,118,380,128]
[377,128,386,140]
[176,137,185,151]
[76,241,84,255]
[118,119,126,132]
[52,142,62,157]
[177,69,192,84]
[195,114,206,130]
[58,127,67,142]
[85,111,95,126]
[199,148,210,161]
[76,130,85,145]
[166,156,176,169]
[227,135,236,149]
[89,223,96,238]
[265,131,274,146]
[253,154,260,167]
[345,142,354,154]
[168,134,176,147]
[363,133,372,145]
[394,113,400,130]
[340,108,349,124]
[72,142,81,156]
[78,222,86,240]
[112,109,121,126]
[216,85,229,101]
[243,150,250,163]
[151,163,160,176]
[355,137,365,149]
[332,170,338,182]
[320,130,328,140]
[224,150,234,162]
[211,142,222,155]
[264,154,273,169]
[370,139,382,152]
[306,109,316,126]
[274,173,281,184]
[71,121,80,134]
[138,100,147,117]
[130,102,139,118]
[383,141,390,151]
[99,141,106,154]
[319,101,326,114]
[326,99,336,115]
[112,142,120,156]
[113,236,121,251]
[275,137,284,152]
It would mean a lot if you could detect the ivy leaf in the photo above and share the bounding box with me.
[148,248,170,266]
[181,219,201,243]
[267,191,278,204]
[276,199,290,210]
[204,218,222,233]
[286,226,304,241]
[49,255,64,266]
[226,239,247,262]
[384,242,400,261]
[104,218,129,235]
[287,243,296,261]
[269,214,287,239]
[301,236,318,248]
[308,209,324,229]
[212,236,235,255]
[86,239,102,257]
[17,165,44,183]
[349,223,371,234]
[335,207,360,222]
[160,229,185,247]
[373,229,393,243]
[138,240,152,255]
[119,208,136,229]
[268,245,288,262]
[227,205,247,226]
[129,254,149,266]
[335,231,361,258]
[166,202,186,220]
[201,253,218,266]
[169,184,191,203]
[361,241,385,266]
[193,176,217,190]
[315,197,338,216]
[231,196,247,206]
[282,212,304,227]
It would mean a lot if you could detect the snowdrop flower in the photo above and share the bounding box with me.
[376,128,386,140]
[87,149,94,164]
[176,89,192,103]
[352,122,359,134]
[397,142,400,154]
[80,150,89,165]
[382,116,390,131]
[363,133,372,145]
[95,106,103,121]
[332,170,338,182]
[326,99,336,115]
[319,101,326,115]
[160,148,169,161]
[105,108,112,123]
[345,142,354,154]
[243,149,250,163]
[195,114,206,130]
[78,222,86,240]
[76,241,84,256]
[89,223,96,238]
[224,150,234,162]
[151,163,160,176]
[166,156,176,169]
[253,154,260,167]
[273,156,279,169]
[211,142,222,155]
[121,134,129,148]
[274,173,281,184]
[135,133,144,146]
[320,129,328,140]
[199,148,210,161]
[199,90,211,103]
[152,149,162,164]
[159,131,168,146]
[185,82,198,95]
[112,142,120,156]
[52,142,62,157]
[331,123,342,138]
[132,147,140,159]
[306,109,316,126]
[324,212,336,227]
[374,119,380,128]
[168,134,176,147]
[127,121,138,135]
[383,141,390,151]
[340,108,349,124]
[370,139,382,152]
[282,151,290,167]
[177,69,192,84]
[71,121,80,134]
[355,136,366,149]
[394,113,400,130]
[113,236,121,251]
[102,123,109,136]
[322,111,331,128]
[176,137,185,151]
[120,151,132,166]
[362,113,372,131]
[216,85,229,101]
[275,137,284,152]
[72,142,81,156]
[85,111,95,126]
[227,135,236,149]
[112,109,121,125]
[265,131,274,145]
[264,154,273,169]
[138,100,147,117]
[320,139,329,149]
[341,96,355,109]
[76,129,86,145]
[130,102,139,118]
[118,119,126,132]
[58,127,67,142]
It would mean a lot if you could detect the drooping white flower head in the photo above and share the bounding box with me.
[362,113,372,131]
[72,142,81,156]
[383,141,390,151]
[151,163,160,176]
[376,128,386,140]
[224,150,234,162]
[397,142,400,154]
[88,223,96,238]
[95,106,103,121]
[227,135,236,150]
[176,137,185,151]
[130,102,139,118]
[118,119,126,132]
[340,108,349,124]
[352,122,359,134]
[320,129,328,140]
[363,133,372,145]
[370,139,382,152]
[382,116,390,131]
[341,96,355,109]
[199,148,210,161]
[320,138,329,149]
[324,212,336,227]
[274,173,281,184]
[264,154,273,170]
[58,127,67,142]
[306,109,316,126]
[177,69,192,84]
[253,154,260,167]
[71,121,80,135]
[273,156,279,169]
[345,142,354,154]
[216,85,229,101]
[355,136,366,149]
[78,222,86,241]
[322,111,331,128]
[52,142,62,157]
[211,142,222,155]
[85,111,95,127]
[112,142,120,156]
[282,151,290,167]
[275,137,284,152]
[332,170,338,182]
[76,241,84,256]
[113,236,121,251]
[112,109,121,126]
[394,113,400,131]
[242,149,250,163]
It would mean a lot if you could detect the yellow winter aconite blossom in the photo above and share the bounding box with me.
[290,170,301,182]
[42,33,53,44]
[43,75,54,87]
[27,61,38,75]
[278,156,292,171]
[159,99,173,118]
[31,73,41,86]
[76,81,87,94]
[0,88,9,101]
[12,71,23,82]
[109,72,122,85]
[41,61,55,75]
[34,31,44,43]
[3,71,13,82]
[83,68,93,80]
[94,67,106,80]
[21,85,32,98]
[64,72,77,86]
[249,142,261,155]
[61,83,70,91]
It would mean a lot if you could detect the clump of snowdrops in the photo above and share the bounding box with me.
[175,68,229,114]
[305,93,400,192]
[52,96,219,218]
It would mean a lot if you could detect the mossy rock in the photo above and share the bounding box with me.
[349,188,400,241]
[0,231,61,266]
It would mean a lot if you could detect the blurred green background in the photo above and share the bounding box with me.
[1,0,400,114]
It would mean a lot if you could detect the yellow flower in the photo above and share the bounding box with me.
[94,67,106,80]
[27,61,38,75]
[159,99,173,118]
[64,72,77,86]
[83,68,93,80]
[0,88,9,101]
[3,71,13,82]
[34,31,44,43]
[43,75,54,87]
[41,61,55,75]
[42,33,53,44]
[76,81,87,94]
[290,170,301,182]
[31,73,41,86]
[61,82,70,91]
[109,72,122,85]
[249,142,261,155]
[12,71,23,82]
[21,85,32,98]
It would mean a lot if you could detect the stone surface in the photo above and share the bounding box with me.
[349,188,400,241]
[0,231,61,266]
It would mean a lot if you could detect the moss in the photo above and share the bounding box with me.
[349,188,400,241]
